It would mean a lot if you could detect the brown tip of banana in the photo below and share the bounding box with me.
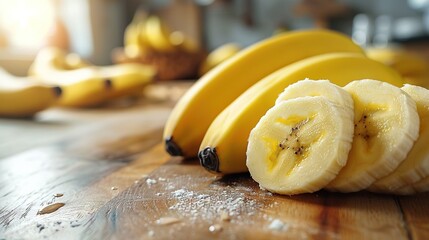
[198,147,220,173]
[165,137,183,156]
[104,79,113,90]
[52,86,63,98]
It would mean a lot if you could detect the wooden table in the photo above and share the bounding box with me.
[1,81,428,240]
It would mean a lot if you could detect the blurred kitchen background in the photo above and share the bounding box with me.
[1,0,429,79]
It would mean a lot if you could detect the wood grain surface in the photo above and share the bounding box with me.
[1,81,428,240]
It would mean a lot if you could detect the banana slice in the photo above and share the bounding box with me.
[275,79,354,109]
[326,80,420,192]
[372,84,429,194]
[246,95,354,195]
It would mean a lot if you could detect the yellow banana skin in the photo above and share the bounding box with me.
[30,48,156,107]
[0,68,61,117]
[29,48,111,108]
[366,47,429,88]
[199,52,404,174]
[163,30,364,157]
[98,63,156,100]
[144,15,176,52]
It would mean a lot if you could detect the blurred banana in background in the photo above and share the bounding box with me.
[0,68,61,117]
[199,43,241,76]
[119,11,203,81]
[366,47,429,89]
[30,47,156,108]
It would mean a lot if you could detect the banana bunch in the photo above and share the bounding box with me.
[199,43,241,76]
[0,68,61,117]
[29,47,156,108]
[124,13,198,57]
[164,30,365,157]
[163,29,429,195]
[366,47,429,89]
[247,79,428,195]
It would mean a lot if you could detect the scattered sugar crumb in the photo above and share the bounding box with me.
[209,224,223,233]
[111,187,118,191]
[146,178,157,185]
[268,219,289,231]
[155,217,181,225]
[148,230,155,237]
[158,177,166,181]
[134,180,139,184]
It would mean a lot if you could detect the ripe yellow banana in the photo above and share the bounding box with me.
[199,43,241,76]
[366,47,429,76]
[164,29,364,157]
[98,63,156,100]
[247,81,354,194]
[0,68,61,117]
[30,48,156,107]
[124,10,149,58]
[199,53,404,174]
[29,48,112,108]
[369,84,429,194]
[144,15,176,52]
[326,80,419,192]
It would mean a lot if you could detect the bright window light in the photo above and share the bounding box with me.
[0,0,55,49]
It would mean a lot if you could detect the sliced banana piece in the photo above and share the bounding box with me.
[374,84,429,194]
[246,96,354,195]
[275,79,354,110]
[326,80,420,192]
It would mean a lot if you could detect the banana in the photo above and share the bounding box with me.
[98,63,156,100]
[29,48,111,108]
[164,30,364,157]
[30,48,156,107]
[326,80,419,192]
[366,47,429,88]
[199,43,241,76]
[124,10,149,58]
[366,47,429,76]
[369,84,429,194]
[246,84,354,194]
[199,53,404,174]
[169,31,200,53]
[0,68,62,117]
[144,15,176,52]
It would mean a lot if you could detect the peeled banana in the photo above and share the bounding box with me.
[199,53,403,174]
[164,29,364,157]
[0,68,61,117]
[369,84,429,194]
[326,80,419,192]
[246,82,354,194]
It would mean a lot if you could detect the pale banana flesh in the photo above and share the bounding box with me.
[164,30,364,157]
[247,96,354,195]
[373,84,429,194]
[326,80,420,192]
[199,53,403,174]
[0,68,61,117]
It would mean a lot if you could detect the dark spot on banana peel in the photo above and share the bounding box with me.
[165,137,183,156]
[104,79,113,90]
[199,147,220,173]
[52,86,62,97]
